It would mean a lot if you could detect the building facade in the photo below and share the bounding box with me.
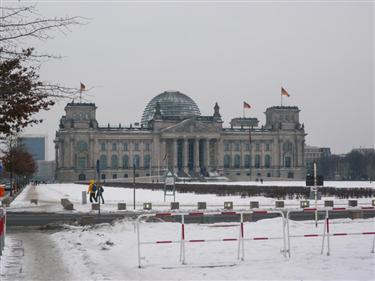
[54,91,307,182]
[304,146,331,173]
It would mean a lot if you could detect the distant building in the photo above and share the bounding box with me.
[351,148,375,155]
[33,160,55,182]
[18,135,47,161]
[54,91,307,182]
[305,146,331,173]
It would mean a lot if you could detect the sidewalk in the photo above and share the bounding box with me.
[1,229,73,280]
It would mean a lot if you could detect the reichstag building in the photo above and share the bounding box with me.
[55,91,306,182]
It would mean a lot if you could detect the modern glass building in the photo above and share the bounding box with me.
[19,136,46,161]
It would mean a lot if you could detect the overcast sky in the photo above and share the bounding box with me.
[15,0,374,160]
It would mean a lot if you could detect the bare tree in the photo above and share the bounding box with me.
[0,4,87,136]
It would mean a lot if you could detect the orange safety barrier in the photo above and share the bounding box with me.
[0,185,5,197]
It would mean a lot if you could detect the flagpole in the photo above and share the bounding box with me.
[281,93,283,107]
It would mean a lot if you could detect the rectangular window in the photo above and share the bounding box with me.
[100,143,105,151]
[234,143,240,151]
[285,156,292,168]
[77,157,86,169]
[255,143,260,152]
[245,144,250,151]
[112,143,117,150]
[266,144,270,151]
[134,142,139,151]
[224,142,230,151]
[123,143,128,151]
[145,143,150,151]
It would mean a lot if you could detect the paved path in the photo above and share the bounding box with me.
[1,229,72,280]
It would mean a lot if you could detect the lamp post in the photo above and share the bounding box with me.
[96,159,100,216]
[133,163,136,210]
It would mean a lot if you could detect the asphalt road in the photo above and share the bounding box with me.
[6,209,375,227]
[6,212,135,227]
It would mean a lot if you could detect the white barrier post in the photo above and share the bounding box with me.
[371,233,375,254]
[286,212,291,258]
[326,210,330,256]
[180,214,186,264]
[321,209,330,256]
[320,210,327,255]
[282,213,287,258]
[237,212,244,261]
[137,218,141,268]
[241,212,245,261]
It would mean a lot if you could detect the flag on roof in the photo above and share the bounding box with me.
[80,82,86,93]
[281,87,290,97]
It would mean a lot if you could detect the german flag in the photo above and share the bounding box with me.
[281,87,290,97]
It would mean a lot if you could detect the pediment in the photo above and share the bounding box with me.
[161,118,220,135]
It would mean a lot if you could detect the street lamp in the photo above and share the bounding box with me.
[133,163,136,210]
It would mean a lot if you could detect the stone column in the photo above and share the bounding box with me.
[204,139,209,172]
[217,138,224,169]
[55,144,59,169]
[70,137,74,168]
[129,141,133,168]
[140,140,145,171]
[184,138,189,173]
[89,136,95,168]
[194,139,199,173]
[240,140,244,169]
[174,139,179,172]
[158,139,164,174]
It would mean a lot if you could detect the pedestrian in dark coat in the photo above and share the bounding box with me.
[96,183,104,204]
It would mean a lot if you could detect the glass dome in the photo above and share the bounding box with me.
[141,91,201,125]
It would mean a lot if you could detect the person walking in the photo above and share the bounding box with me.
[96,182,104,204]
[87,180,97,203]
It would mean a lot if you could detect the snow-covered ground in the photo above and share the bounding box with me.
[8,182,375,213]
[2,217,374,280]
[2,182,375,280]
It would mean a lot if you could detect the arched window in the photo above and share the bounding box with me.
[122,155,129,169]
[244,155,251,168]
[133,155,140,169]
[224,155,231,168]
[99,155,107,170]
[265,155,271,168]
[144,155,151,169]
[234,154,241,168]
[111,155,118,169]
[255,155,260,168]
